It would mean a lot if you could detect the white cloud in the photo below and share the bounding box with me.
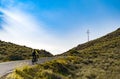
[0,7,81,55]
[0,0,86,55]
[0,8,55,54]
[0,0,95,55]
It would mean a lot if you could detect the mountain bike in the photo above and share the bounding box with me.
[32,56,38,65]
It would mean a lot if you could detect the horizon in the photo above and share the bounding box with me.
[0,28,119,55]
[0,0,120,55]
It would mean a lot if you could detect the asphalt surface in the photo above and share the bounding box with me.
[0,57,56,78]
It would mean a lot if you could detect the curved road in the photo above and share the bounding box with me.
[0,57,56,78]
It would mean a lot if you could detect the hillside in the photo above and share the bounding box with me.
[62,28,120,56]
[0,40,53,62]
[5,28,120,79]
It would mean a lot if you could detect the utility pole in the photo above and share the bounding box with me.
[87,29,90,42]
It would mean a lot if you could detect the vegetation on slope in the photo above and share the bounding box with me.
[6,55,120,79]
[0,40,53,62]
[5,28,120,79]
[63,28,120,56]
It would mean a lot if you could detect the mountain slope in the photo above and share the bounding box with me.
[5,28,120,79]
[0,40,53,62]
[62,28,120,56]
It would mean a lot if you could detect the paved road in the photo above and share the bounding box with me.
[0,57,56,78]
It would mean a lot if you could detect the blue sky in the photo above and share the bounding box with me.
[0,0,120,54]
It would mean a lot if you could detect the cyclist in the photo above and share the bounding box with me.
[32,49,39,64]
